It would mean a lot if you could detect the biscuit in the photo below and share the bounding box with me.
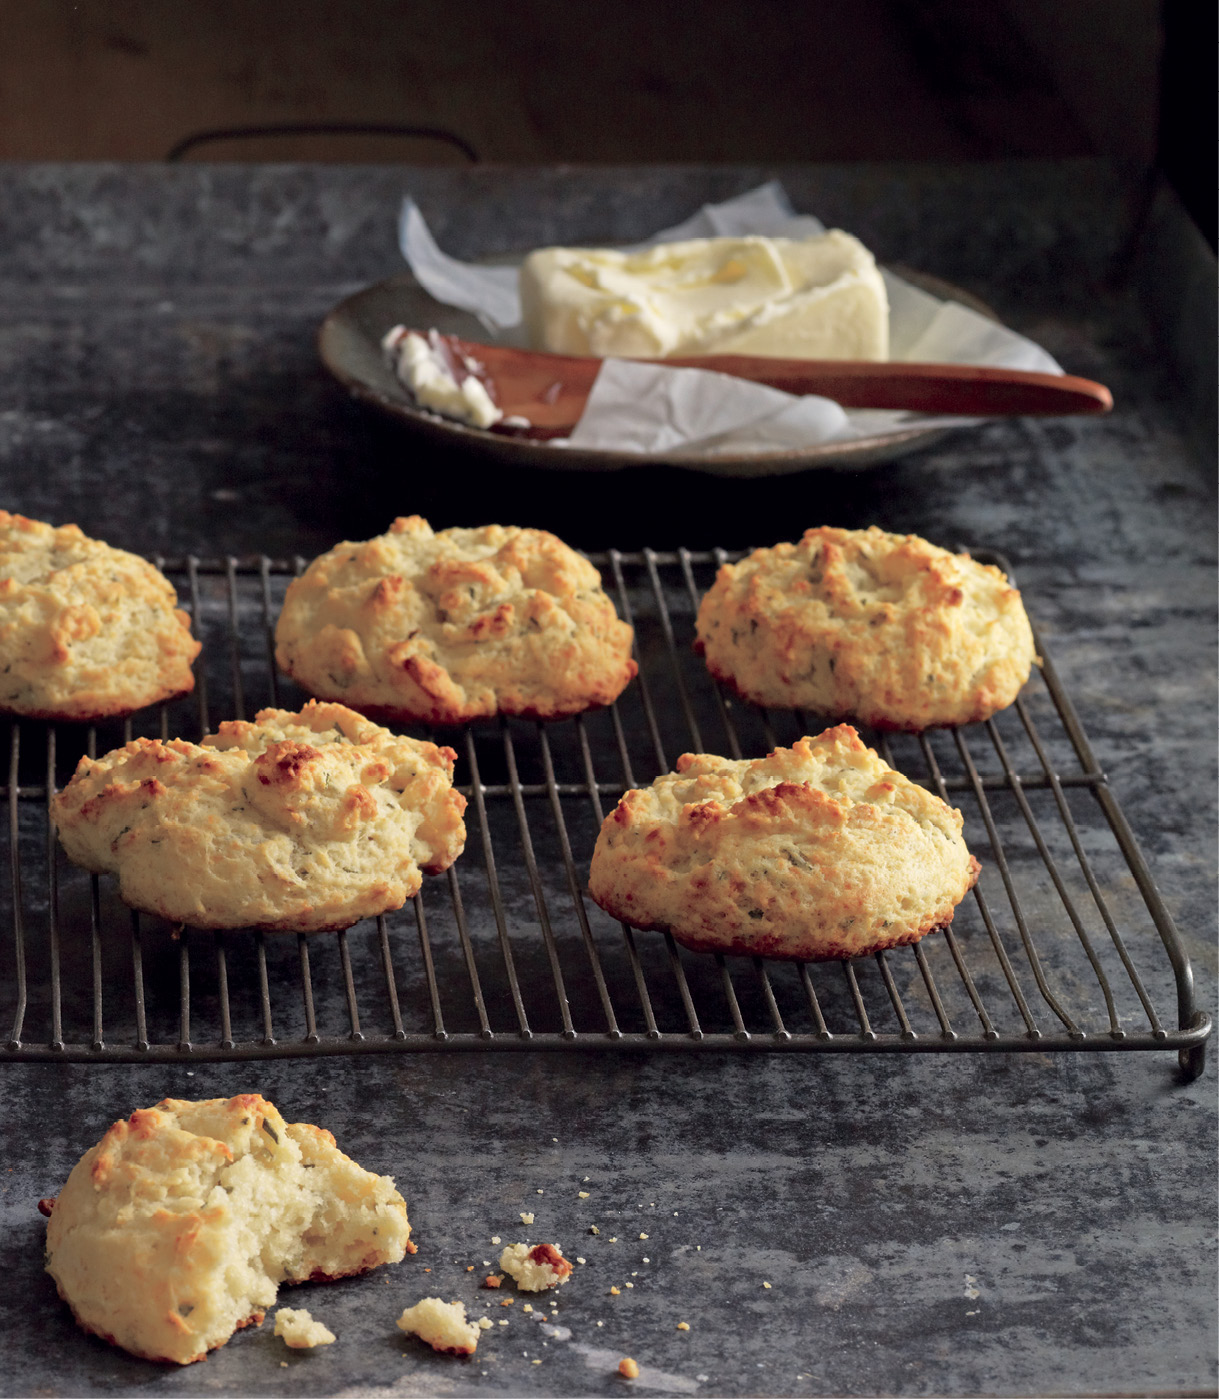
[694,525,1036,730]
[274,515,636,724]
[51,700,466,932]
[44,1094,410,1364]
[588,725,980,961]
[0,511,200,721]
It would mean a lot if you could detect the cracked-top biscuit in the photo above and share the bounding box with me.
[588,725,980,961]
[51,700,466,931]
[694,525,1036,730]
[0,511,200,721]
[274,516,637,724]
[43,1094,410,1364]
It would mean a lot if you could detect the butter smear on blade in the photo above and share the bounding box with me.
[383,326,503,428]
[520,232,889,361]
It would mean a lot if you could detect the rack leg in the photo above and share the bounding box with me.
[1177,1011,1210,1082]
[1179,1041,1207,1081]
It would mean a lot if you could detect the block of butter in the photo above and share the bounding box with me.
[519,231,889,361]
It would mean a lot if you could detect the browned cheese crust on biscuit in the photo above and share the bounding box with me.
[44,1094,410,1364]
[274,516,636,724]
[0,511,200,721]
[694,525,1036,730]
[51,700,466,931]
[588,725,980,961]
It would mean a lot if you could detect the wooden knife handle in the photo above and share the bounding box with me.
[662,357,1113,416]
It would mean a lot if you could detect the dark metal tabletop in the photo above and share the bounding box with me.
[0,159,1214,1398]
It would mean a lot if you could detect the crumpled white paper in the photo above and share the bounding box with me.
[397,181,1063,455]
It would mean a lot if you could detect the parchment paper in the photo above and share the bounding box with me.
[397,182,1062,454]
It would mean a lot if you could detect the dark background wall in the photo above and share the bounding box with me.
[0,0,1209,242]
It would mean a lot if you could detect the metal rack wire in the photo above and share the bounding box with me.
[1,550,1210,1077]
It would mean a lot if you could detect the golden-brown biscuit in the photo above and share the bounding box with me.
[0,511,200,721]
[43,1094,410,1365]
[694,525,1036,730]
[588,725,980,961]
[274,516,636,724]
[50,700,466,931]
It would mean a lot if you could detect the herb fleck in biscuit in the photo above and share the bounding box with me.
[0,512,200,721]
[274,516,636,724]
[43,1094,409,1364]
[588,726,980,961]
[51,700,466,932]
[695,526,1036,730]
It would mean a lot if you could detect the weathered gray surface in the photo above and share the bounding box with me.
[1,1054,1214,1397]
[0,160,1214,1397]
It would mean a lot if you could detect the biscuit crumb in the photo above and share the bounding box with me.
[625,1282,634,1289]
[274,1308,335,1349]
[763,1281,772,1289]
[677,1322,690,1331]
[483,1275,502,1289]
[477,1317,492,1331]
[536,1189,544,1194]
[500,1298,514,1306]
[589,1226,600,1235]
[466,1265,474,1272]
[500,1243,573,1292]
[491,1236,501,1244]
[619,1357,639,1379]
[397,1298,479,1355]
[405,1240,418,1253]
[522,1304,533,1314]
[576,1257,587,1265]
[610,1287,620,1295]
[520,1212,535,1225]
[280,1361,288,1367]
[578,1191,590,1199]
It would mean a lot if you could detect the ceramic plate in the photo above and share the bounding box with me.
[318,267,998,478]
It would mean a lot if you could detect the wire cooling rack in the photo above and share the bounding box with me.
[0,550,1210,1077]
